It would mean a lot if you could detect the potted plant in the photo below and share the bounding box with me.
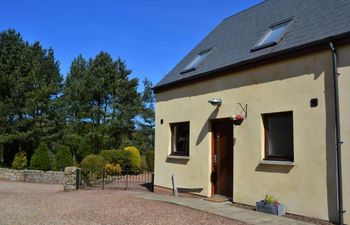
[256,194,285,216]
[233,114,245,125]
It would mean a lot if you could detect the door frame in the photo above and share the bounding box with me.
[210,118,234,198]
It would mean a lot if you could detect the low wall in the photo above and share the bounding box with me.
[0,168,64,184]
[64,167,79,191]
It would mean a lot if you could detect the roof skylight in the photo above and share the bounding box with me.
[181,49,212,74]
[251,19,292,52]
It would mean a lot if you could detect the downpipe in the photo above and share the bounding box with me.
[329,42,345,225]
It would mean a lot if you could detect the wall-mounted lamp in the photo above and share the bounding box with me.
[208,98,222,107]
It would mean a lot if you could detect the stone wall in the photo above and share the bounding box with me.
[0,168,64,184]
[64,167,79,191]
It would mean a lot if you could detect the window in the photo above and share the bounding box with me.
[170,122,190,156]
[181,49,211,74]
[251,20,292,52]
[263,112,294,161]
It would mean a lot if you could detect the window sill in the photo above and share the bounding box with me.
[259,160,295,166]
[167,155,190,160]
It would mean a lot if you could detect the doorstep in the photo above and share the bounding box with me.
[137,193,314,225]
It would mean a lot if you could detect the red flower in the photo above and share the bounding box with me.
[234,115,245,120]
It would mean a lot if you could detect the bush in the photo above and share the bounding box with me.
[55,145,74,171]
[122,146,141,174]
[29,143,52,171]
[81,154,105,173]
[104,162,122,176]
[99,149,119,163]
[146,151,154,171]
[12,151,27,170]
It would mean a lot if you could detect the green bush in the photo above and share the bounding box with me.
[55,145,74,171]
[51,157,58,171]
[29,143,52,171]
[99,149,119,163]
[122,146,141,174]
[81,154,105,173]
[12,151,27,170]
[146,150,154,171]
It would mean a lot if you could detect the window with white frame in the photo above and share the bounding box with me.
[263,111,294,161]
[170,122,190,156]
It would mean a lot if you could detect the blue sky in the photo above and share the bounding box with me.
[0,0,261,88]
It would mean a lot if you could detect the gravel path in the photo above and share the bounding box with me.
[0,180,244,225]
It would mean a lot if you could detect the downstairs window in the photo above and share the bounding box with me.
[263,111,294,161]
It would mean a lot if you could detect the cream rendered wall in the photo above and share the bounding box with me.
[154,44,350,222]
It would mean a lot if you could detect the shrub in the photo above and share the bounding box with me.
[29,143,52,171]
[55,145,74,171]
[50,157,58,171]
[12,151,27,170]
[122,146,141,174]
[146,151,154,171]
[104,162,122,176]
[261,194,280,205]
[99,149,119,163]
[81,154,105,173]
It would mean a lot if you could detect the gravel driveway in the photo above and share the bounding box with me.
[0,180,243,225]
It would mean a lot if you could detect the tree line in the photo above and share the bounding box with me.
[0,29,155,167]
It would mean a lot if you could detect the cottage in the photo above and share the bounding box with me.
[153,0,350,223]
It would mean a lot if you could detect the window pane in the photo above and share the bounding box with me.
[183,55,201,71]
[259,23,289,46]
[252,20,291,51]
[182,50,211,72]
[265,112,294,160]
[171,122,189,156]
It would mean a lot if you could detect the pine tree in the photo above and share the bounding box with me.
[133,79,155,153]
[29,142,52,171]
[0,29,62,166]
[63,53,142,158]
[55,145,74,170]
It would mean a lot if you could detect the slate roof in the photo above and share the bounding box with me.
[154,0,350,90]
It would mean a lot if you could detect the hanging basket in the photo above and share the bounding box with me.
[233,119,244,125]
[232,114,245,125]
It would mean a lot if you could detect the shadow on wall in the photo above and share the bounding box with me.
[255,164,293,174]
[156,50,325,103]
[165,157,189,165]
[196,107,219,146]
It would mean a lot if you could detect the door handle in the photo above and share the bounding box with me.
[214,154,217,165]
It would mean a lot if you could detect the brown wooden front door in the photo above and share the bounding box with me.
[212,119,233,198]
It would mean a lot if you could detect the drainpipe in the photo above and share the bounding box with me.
[329,42,345,225]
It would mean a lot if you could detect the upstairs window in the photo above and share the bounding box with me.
[170,122,190,156]
[251,19,292,52]
[181,49,211,74]
[263,111,294,161]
